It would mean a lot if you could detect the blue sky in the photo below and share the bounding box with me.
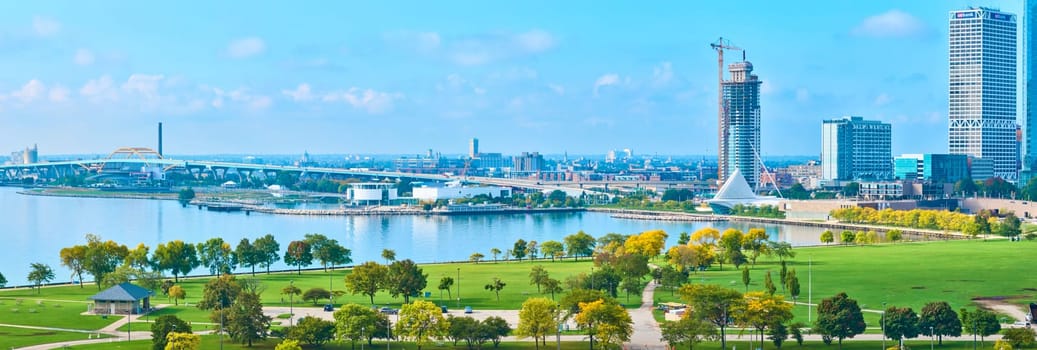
[0,1,1023,157]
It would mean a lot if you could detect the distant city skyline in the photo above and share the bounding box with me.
[0,1,1023,156]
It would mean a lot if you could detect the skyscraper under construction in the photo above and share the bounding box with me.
[719,60,762,189]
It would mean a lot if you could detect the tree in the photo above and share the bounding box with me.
[274,340,302,350]
[516,297,559,349]
[769,241,796,262]
[280,283,301,304]
[842,182,860,197]
[252,234,280,274]
[918,301,961,345]
[1002,327,1037,348]
[169,285,186,305]
[527,240,539,260]
[154,240,200,283]
[542,277,563,300]
[387,259,427,303]
[839,230,855,245]
[226,291,272,347]
[574,299,633,350]
[529,265,549,293]
[815,292,866,349]
[564,230,596,261]
[178,187,196,203]
[447,315,479,347]
[438,276,455,301]
[165,332,201,350]
[196,237,235,277]
[302,288,331,305]
[660,315,717,350]
[679,284,743,350]
[540,240,565,261]
[994,340,1015,350]
[152,314,192,350]
[883,305,920,343]
[789,322,806,346]
[344,261,388,305]
[742,228,769,266]
[234,239,261,277]
[887,229,904,244]
[485,277,506,302]
[490,248,502,262]
[1000,213,1023,237]
[786,271,801,304]
[512,239,528,261]
[469,252,485,263]
[480,316,512,348]
[83,234,130,289]
[284,316,335,346]
[396,300,450,350]
[961,308,1001,346]
[620,276,641,303]
[769,322,789,349]
[0,272,6,288]
[660,265,688,296]
[306,233,352,271]
[820,230,834,245]
[283,240,312,275]
[738,292,794,348]
[59,245,88,288]
[27,262,54,294]
[764,271,776,296]
[334,304,383,349]
[741,267,751,292]
[381,249,396,265]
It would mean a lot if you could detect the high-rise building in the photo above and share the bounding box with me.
[469,138,479,159]
[1025,0,1037,178]
[719,61,762,189]
[949,7,1018,180]
[821,116,892,181]
[893,154,969,183]
[513,152,545,172]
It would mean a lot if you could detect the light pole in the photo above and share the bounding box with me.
[881,303,887,350]
[289,280,295,327]
[362,326,366,350]
[457,268,461,309]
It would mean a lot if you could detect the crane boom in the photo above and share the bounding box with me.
[710,37,743,185]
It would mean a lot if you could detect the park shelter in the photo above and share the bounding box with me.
[88,282,153,315]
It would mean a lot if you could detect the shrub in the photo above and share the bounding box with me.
[1002,327,1036,348]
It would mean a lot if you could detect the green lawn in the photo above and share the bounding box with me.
[65,336,598,350]
[654,239,1037,328]
[0,298,118,330]
[0,325,110,349]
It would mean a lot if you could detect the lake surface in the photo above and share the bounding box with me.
[0,187,828,286]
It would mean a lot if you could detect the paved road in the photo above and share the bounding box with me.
[626,279,665,349]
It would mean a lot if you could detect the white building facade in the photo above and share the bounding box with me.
[949,7,1018,180]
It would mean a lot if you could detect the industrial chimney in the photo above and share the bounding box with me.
[158,122,163,156]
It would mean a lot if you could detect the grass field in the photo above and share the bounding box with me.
[0,326,110,349]
[654,239,1037,327]
[0,298,118,330]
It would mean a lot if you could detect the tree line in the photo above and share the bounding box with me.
[830,207,1022,238]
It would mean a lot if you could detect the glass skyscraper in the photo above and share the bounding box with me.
[948,7,1018,180]
[719,61,762,189]
[1024,0,1037,179]
[821,116,892,181]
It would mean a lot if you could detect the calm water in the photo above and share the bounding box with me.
[0,187,827,286]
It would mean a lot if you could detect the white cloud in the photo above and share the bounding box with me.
[211,97,224,108]
[875,93,893,106]
[11,79,46,103]
[852,10,925,38]
[547,84,565,96]
[652,62,674,87]
[450,52,492,66]
[323,88,401,114]
[80,75,118,102]
[514,29,555,53]
[73,49,95,66]
[121,74,165,98]
[416,32,441,52]
[226,37,266,59]
[48,85,69,102]
[593,73,620,96]
[210,87,272,111]
[282,83,314,102]
[32,16,61,37]
[248,96,272,110]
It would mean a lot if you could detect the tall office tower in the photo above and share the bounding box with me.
[1025,0,1037,179]
[949,7,1018,180]
[719,61,762,189]
[469,138,479,158]
[821,116,893,181]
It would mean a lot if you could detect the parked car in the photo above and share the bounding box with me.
[464,306,473,314]
[379,307,398,315]
[323,304,334,312]
[440,305,448,313]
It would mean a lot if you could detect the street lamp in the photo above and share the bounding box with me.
[881,302,887,350]
[930,326,935,350]
[362,326,366,350]
[457,268,461,309]
[289,280,295,327]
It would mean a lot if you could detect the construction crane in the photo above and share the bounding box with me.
[710,37,743,184]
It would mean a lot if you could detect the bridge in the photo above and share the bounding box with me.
[0,147,615,198]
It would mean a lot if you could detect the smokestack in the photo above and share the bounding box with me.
[158,122,163,156]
